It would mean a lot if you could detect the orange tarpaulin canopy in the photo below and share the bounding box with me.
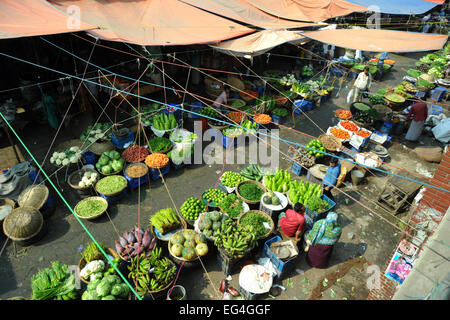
[0,0,96,39]
[300,29,448,52]
[181,0,318,29]
[211,30,307,56]
[49,0,254,46]
[246,0,367,22]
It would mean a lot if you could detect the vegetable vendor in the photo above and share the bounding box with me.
[322,157,341,201]
[277,203,306,245]
[375,51,388,81]
[213,85,230,113]
[352,66,372,103]
[304,212,342,269]
[405,102,428,142]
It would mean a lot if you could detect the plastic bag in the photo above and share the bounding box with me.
[432,118,450,143]
[346,89,355,104]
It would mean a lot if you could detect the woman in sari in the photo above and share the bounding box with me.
[304,212,342,269]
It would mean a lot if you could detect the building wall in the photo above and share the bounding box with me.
[367,150,449,300]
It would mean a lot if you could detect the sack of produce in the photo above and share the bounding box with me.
[412,146,443,163]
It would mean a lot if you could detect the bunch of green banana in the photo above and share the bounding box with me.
[214,219,257,258]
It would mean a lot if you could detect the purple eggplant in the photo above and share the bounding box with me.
[142,230,151,248]
[127,232,136,243]
[119,237,128,247]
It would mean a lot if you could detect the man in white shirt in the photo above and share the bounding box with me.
[353,66,372,103]
[213,85,230,113]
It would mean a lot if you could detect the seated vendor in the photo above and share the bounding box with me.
[322,157,341,201]
[278,203,306,244]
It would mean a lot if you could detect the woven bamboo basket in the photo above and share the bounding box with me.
[74,196,109,221]
[227,77,245,92]
[95,175,128,197]
[235,180,267,205]
[237,210,274,240]
[3,206,44,243]
[318,134,342,152]
[77,248,119,284]
[67,168,98,196]
[17,185,49,211]
[168,230,201,267]
[0,198,15,228]
[88,141,115,156]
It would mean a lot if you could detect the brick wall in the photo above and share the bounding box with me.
[367,150,450,300]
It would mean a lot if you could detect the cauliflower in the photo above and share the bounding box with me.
[62,158,70,166]
[70,156,77,164]
[69,146,78,152]
[56,159,62,166]
[78,181,86,188]
[85,172,92,179]
[80,265,90,279]
[59,152,66,160]
[86,260,105,274]
[89,272,103,282]
[50,156,55,164]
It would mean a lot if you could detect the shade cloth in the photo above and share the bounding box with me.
[344,0,442,14]
[211,29,307,57]
[180,0,318,29]
[49,0,254,46]
[0,0,96,39]
[246,0,367,22]
[300,29,448,52]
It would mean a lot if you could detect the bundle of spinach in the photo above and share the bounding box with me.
[31,261,79,300]
[239,211,270,238]
[307,196,330,212]
[238,183,264,202]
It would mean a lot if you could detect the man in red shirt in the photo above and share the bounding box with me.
[405,102,428,141]
[279,203,306,244]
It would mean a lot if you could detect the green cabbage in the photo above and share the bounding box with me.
[96,281,111,297]
[110,284,123,296]
[101,165,112,174]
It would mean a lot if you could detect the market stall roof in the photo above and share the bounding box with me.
[211,29,307,57]
[300,29,448,52]
[0,0,96,39]
[245,0,367,22]
[179,0,319,29]
[344,0,443,15]
[48,0,254,46]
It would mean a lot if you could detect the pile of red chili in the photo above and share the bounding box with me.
[122,145,149,162]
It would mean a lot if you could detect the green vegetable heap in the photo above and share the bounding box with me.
[82,241,107,263]
[203,188,227,206]
[199,106,219,118]
[96,150,125,175]
[306,195,331,212]
[272,108,288,117]
[76,198,107,218]
[263,169,292,193]
[150,208,181,234]
[238,183,264,202]
[301,65,314,77]
[31,261,79,300]
[368,94,387,105]
[80,123,112,143]
[239,211,270,238]
[149,137,172,153]
[218,194,245,219]
[214,219,258,258]
[241,119,258,132]
[132,103,160,126]
[221,171,246,188]
[128,248,176,297]
[153,112,177,131]
[96,175,127,195]
[306,139,326,158]
[198,210,228,238]
[240,164,264,182]
[180,197,207,221]
[288,180,323,207]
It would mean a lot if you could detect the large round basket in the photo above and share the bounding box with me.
[95,175,128,197]
[88,141,115,156]
[235,180,267,205]
[373,104,393,122]
[318,134,342,152]
[218,200,250,220]
[77,248,119,284]
[148,138,173,154]
[168,230,201,268]
[228,99,246,110]
[145,258,178,298]
[67,168,98,197]
[207,121,229,131]
[74,196,108,221]
[17,185,49,211]
[237,210,274,240]
[3,206,44,244]
[227,77,245,92]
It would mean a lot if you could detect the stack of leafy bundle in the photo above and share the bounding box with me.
[153,113,177,131]
[150,208,181,235]
[169,230,208,260]
[307,195,331,213]
[198,210,229,238]
[81,273,130,300]
[128,248,176,296]
[241,119,258,132]
[288,180,323,206]
[31,261,79,300]
[368,94,387,106]
[96,150,125,175]
[263,169,293,193]
[291,82,311,96]
[239,211,271,239]
[218,194,246,219]
[214,219,257,258]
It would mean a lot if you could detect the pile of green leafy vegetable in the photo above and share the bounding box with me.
[76,198,107,218]
[132,103,161,126]
[239,211,270,238]
[307,195,331,212]
[149,137,172,153]
[238,183,264,202]
[80,123,112,143]
[368,94,387,105]
[82,241,107,263]
[272,108,288,117]
[31,261,79,300]
[218,194,245,218]
[96,175,127,195]
[81,273,130,300]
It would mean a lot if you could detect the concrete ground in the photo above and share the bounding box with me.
[0,52,444,300]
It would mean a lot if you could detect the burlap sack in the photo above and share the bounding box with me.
[413,146,443,163]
